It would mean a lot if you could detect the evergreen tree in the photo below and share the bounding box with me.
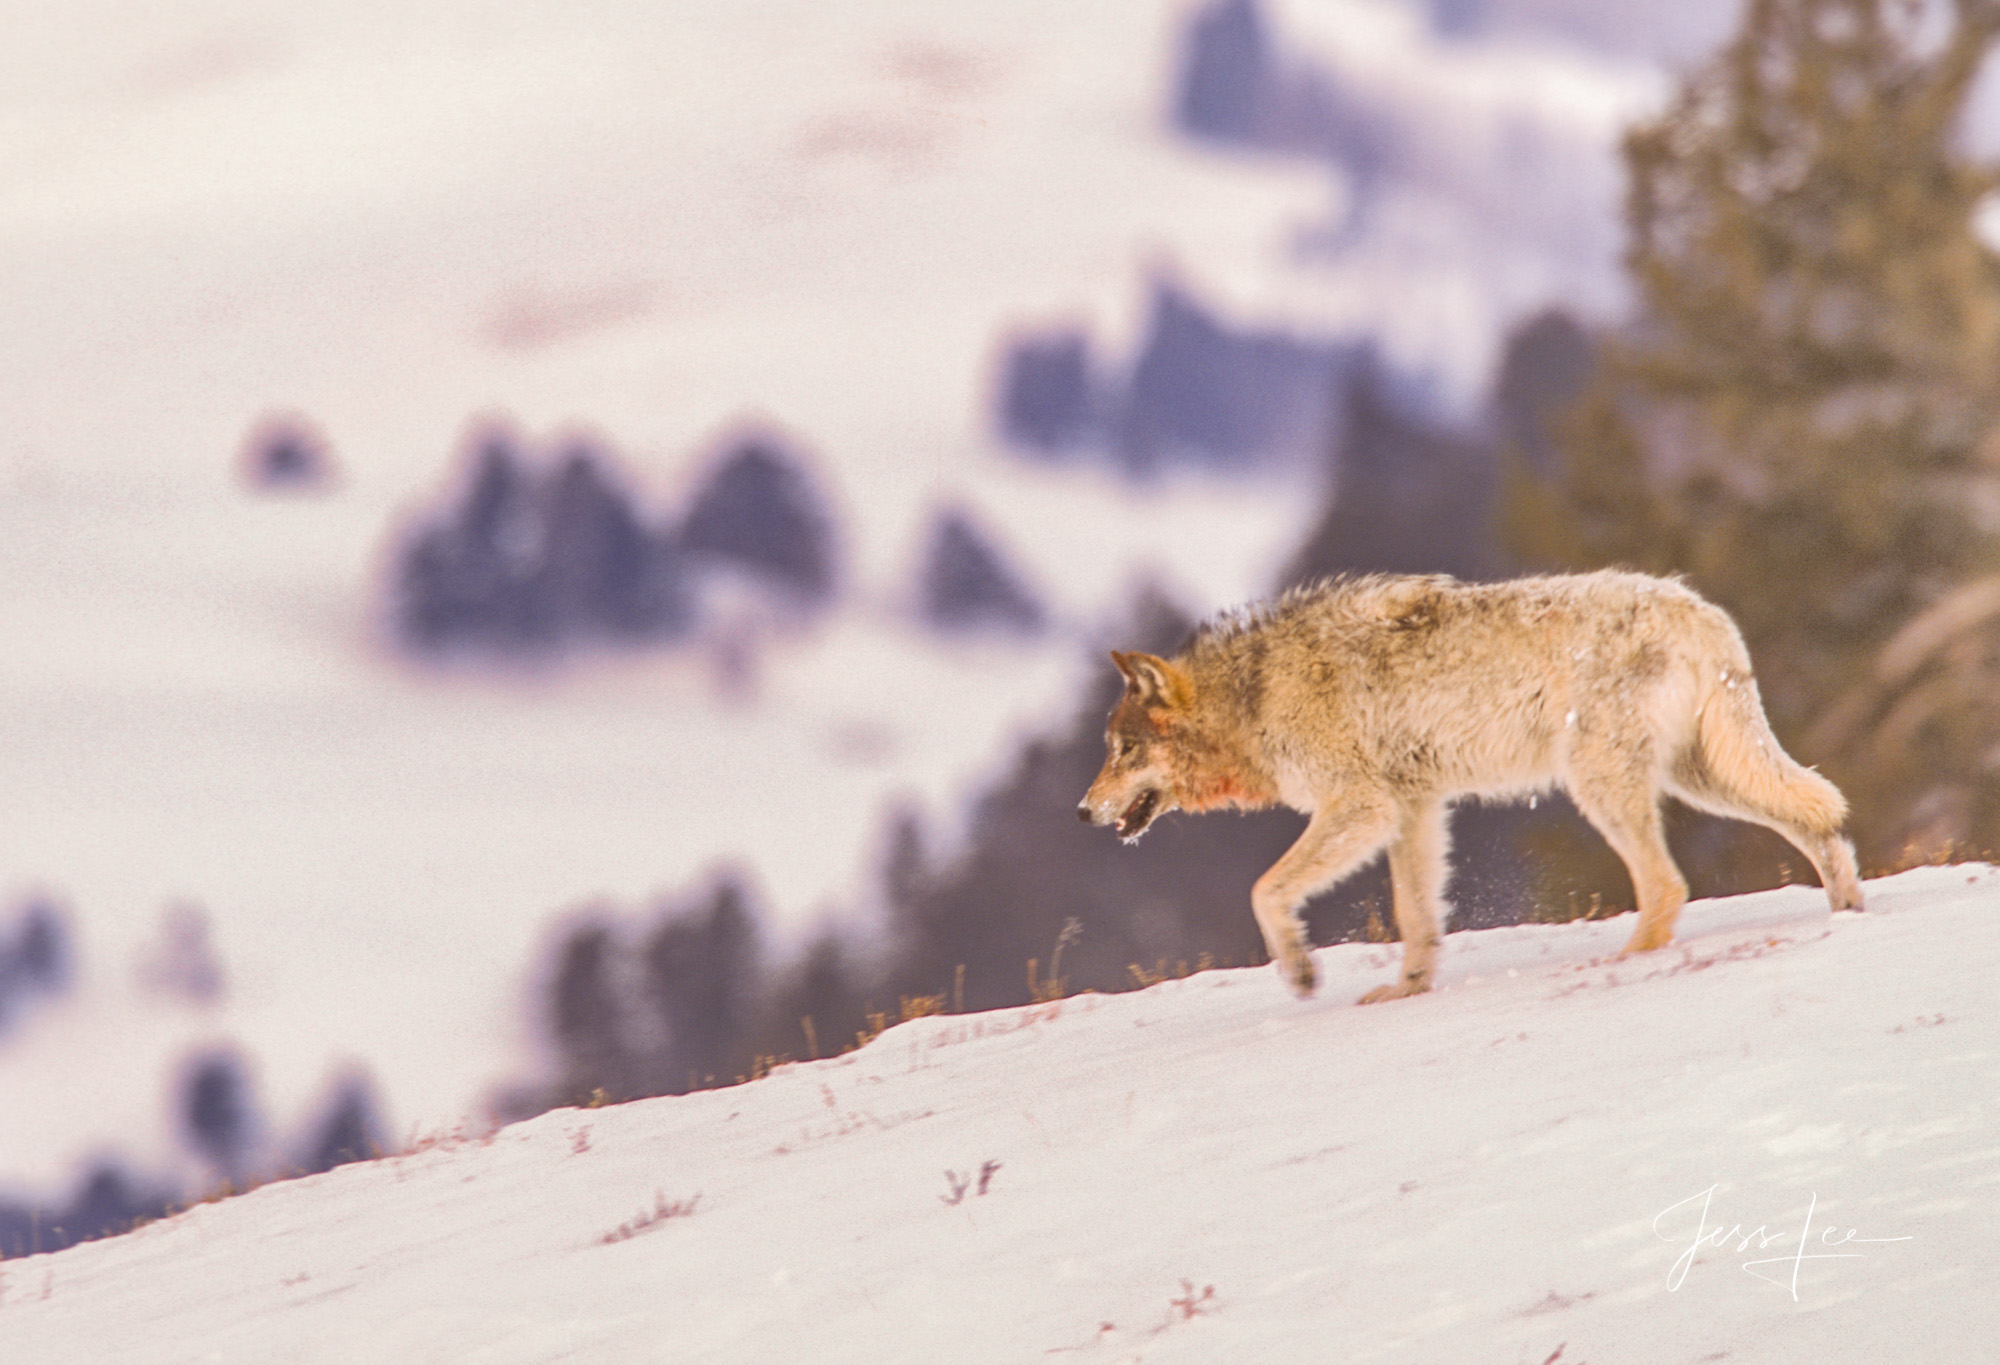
[1512,0,2000,863]
[919,509,1046,634]
[182,1050,259,1184]
[677,439,837,603]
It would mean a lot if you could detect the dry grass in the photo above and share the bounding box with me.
[1126,953,1216,989]
[598,1190,700,1245]
[1027,918,1083,1002]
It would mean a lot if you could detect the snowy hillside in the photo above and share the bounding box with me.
[2,866,1993,1362]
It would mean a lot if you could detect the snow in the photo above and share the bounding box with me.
[1,865,1993,1361]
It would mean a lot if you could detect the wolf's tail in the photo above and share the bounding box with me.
[1685,663,1847,837]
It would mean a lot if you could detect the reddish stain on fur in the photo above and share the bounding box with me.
[1178,761,1277,812]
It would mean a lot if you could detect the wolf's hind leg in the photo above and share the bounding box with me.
[1568,755,1689,954]
[1254,797,1399,998]
[1805,833,1864,913]
[1362,799,1450,1004]
[1667,745,1865,913]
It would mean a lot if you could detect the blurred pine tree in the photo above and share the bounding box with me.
[1511,0,2000,866]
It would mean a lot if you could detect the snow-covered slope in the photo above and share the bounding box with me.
[2,867,1993,1362]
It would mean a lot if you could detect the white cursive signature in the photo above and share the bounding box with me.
[1652,1185,1912,1299]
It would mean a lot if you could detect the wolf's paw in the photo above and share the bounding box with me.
[1619,924,1674,954]
[1357,977,1429,1005]
[1279,953,1317,998]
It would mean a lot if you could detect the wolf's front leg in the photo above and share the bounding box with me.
[1359,801,1449,1004]
[1253,798,1399,998]
[1249,898,1318,998]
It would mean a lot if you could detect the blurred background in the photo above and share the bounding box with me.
[8,0,2000,1255]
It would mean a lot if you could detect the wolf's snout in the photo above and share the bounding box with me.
[1076,802,1095,824]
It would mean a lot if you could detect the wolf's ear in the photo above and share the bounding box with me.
[1111,650,1189,709]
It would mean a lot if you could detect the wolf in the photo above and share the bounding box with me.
[1077,571,1864,1003]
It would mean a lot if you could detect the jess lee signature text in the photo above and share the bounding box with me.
[1652,1185,1912,1299]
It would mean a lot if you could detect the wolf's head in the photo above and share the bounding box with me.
[1077,649,1192,843]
